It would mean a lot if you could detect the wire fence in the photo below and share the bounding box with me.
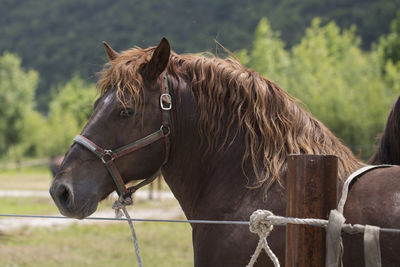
[1,213,400,233]
[0,213,249,225]
[2,210,400,267]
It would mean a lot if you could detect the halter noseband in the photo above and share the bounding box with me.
[73,73,171,199]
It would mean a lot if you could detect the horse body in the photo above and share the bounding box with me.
[343,166,400,266]
[50,39,400,266]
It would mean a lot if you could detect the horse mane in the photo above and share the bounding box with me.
[369,96,400,165]
[98,46,362,189]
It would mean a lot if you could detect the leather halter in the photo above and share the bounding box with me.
[73,73,171,199]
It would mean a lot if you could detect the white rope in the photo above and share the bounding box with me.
[122,207,143,267]
[252,212,364,234]
[247,210,280,267]
[364,225,381,267]
[1,213,399,233]
[246,209,389,267]
[326,210,346,267]
[112,196,143,267]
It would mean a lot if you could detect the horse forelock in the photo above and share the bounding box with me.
[98,47,155,111]
[97,47,362,189]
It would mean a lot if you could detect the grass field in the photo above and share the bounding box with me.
[0,196,59,214]
[0,166,52,191]
[0,221,193,266]
[0,195,182,216]
[0,166,194,266]
[0,165,171,191]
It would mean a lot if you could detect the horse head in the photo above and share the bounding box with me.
[49,38,172,218]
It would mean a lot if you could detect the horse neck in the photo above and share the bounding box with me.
[161,72,361,219]
[162,78,263,220]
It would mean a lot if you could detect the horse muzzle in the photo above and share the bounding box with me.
[49,180,98,219]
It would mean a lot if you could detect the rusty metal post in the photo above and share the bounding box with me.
[285,154,338,267]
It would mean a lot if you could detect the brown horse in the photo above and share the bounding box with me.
[369,96,400,165]
[50,38,400,266]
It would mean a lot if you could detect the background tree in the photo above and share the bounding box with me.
[49,75,97,128]
[44,76,97,157]
[0,0,399,112]
[238,18,291,89]
[378,9,400,68]
[0,52,39,158]
[241,18,399,158]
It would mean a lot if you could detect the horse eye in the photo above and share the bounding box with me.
[119,109,133,118]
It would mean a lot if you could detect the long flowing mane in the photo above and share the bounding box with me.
[369,96,400,165]
[98,46,363,189]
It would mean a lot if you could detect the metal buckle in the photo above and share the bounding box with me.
[160,93,172,111]
[160,125,170,136]
[101,150,114,163]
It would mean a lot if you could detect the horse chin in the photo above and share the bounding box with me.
[58,196,99,219]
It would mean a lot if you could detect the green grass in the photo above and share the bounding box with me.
[0,168,52,191]
[0,165,50,174]
[0,166,192,266]
[0,220,193,266]
[0,197,59,215]
[0,167,171,192]
[0,195,181,216]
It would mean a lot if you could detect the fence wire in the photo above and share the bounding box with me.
[1,213,400,234]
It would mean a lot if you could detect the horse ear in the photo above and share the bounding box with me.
[102,41,119,60]
[142,38,170,81]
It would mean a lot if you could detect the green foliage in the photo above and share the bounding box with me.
[378,10,400,69]
[0,69,97,159]
[50,75,97,128]
[45,76,97,157]
[45,107,79,157]
[245,18,291,88]
[1,0,399,112]
[16,110,49,157]
[0,52,39,156]
[243,18,400,158]
[2,7,400,161]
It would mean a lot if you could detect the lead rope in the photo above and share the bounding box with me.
[108,73,171,267]
[247,210,280,267]
[112,196,143,267]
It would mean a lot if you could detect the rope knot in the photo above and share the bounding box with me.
[247,210,280,267]
[112,195,133,218]
[249,209,274,237]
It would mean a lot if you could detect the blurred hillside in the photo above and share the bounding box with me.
[1,0,400,111]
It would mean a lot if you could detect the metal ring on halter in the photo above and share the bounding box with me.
[160,93,172,111]
[101,150,114,163]
[160,125,170,136]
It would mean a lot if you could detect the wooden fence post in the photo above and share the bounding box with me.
[285,154,338,267]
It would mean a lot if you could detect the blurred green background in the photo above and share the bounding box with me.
[2,0,400,161]
[2,1,400,265]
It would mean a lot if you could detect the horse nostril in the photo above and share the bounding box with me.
[55,184,73,208]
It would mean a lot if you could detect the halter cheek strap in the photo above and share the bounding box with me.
[73,73,171,198]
